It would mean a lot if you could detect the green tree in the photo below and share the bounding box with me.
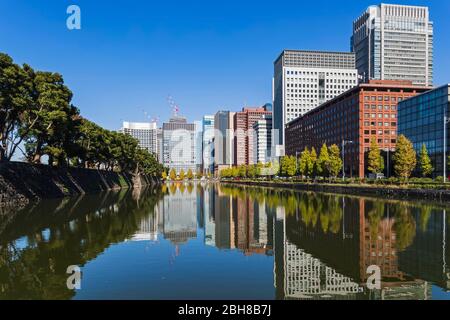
[317,144,330,177]
[187,169,194,180]
[419,143,433,177]
[309,147,318,177]
[367,138,384,174]
[328,144,343,179]
[169,169,177,181]
[298,148,310,177]
[0,53,32,161]
[393,135,417,180]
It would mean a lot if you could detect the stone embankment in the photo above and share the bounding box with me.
[225,180,450,202]
[0,162,158,208]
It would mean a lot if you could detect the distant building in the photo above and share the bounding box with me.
[253,115,273,164]
[202,115,215,174]
[352,3,433,86]
[162,116,197,173]
[285,80,431,178]
[157,128,163,164]
[233,105,272,166]
[273,50,358,145]
[214,111,235,172]
[398,85,450,178]
[121,121,158,157]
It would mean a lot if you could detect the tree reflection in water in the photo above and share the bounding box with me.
[0,183,449,300]
[0,187,163,300]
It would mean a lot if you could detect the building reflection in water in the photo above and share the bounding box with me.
[141,184,449,300]
[1,183,449,300]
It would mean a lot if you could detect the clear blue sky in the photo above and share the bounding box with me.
[1,0,449,131]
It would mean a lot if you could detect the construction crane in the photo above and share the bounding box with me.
[167,95,180,117]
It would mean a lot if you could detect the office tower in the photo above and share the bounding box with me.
[202,115,215,174]
[398,85,450,178]
[352,3,433,86]
[253,114,273,164]
[195,120,203,173]
[285,80,430,178]
[273,50,358,145]
[214,111,235,173]
[234,105,272,165]
[121,121,158,156]
[157,128,163,164]
[162,116,197,173]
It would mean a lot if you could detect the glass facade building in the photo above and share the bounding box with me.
[398,85,450,177]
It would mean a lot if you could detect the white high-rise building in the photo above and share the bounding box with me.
[121,121,158,156]
[162,116,197,174]
[202,115,215,174]
[273,50,358,145]
[352,3,433,86]
[253,115,272,164]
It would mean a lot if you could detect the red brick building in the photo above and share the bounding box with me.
[234,105,272,165]
[285,80,430,178]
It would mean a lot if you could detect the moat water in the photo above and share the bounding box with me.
[1,183,450,300]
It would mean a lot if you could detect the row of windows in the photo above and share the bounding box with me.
[364,104,397,111]
[364,113,397,119]
[364,96,404,102]
[363,121,397,127]
[286,70,356,77]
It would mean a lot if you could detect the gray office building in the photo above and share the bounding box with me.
[162,116,197,173]
[273,50,357,145]
[352,3,433,86]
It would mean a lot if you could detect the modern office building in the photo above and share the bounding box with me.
[121,121,158,156]
[214,111,235,171]
[273,50,358,145]
[285,80,430,178]
[157,128,163,164]
[253,115,273,164]
[202,115,215,174]
[234,105,272,165]
[352,3,433,86]
[398,85,450,178]
[162,116,197,173]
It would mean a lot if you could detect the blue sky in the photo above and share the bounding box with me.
[1,0,449,131]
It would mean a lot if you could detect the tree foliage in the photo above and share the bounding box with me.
[419,143,433,177]
[367,138,384,174]
[328,144,342,179]
[0,53,163,177]
[393,135,417,180]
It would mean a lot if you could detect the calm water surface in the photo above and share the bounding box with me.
[1,183,450,300]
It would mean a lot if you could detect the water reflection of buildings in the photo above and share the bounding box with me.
[274,195,450,300]
[160,186,197,245]
[129,185,198,246]
[204,186,274,256]
[130,205,160,242]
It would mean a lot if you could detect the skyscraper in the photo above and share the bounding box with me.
[273,50,358,145]
[121,121,159,157]
[352,3,433,86]
[234,105,272,165]
[202,115,215,174]
[253,114,273,164]
[162,116,197,173]
[214,111,235,172]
